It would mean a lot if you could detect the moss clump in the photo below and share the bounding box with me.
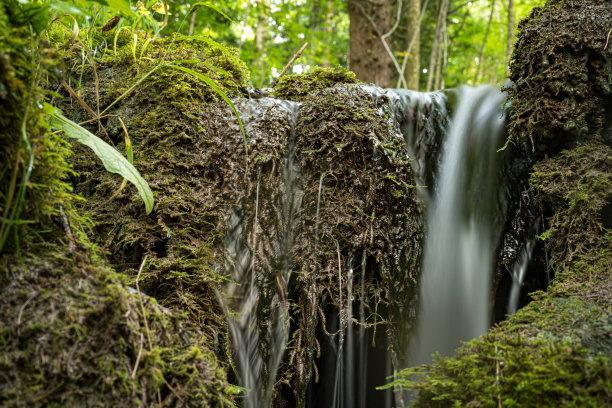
[271,67,360,102]
[531,142,612,309]
[397,298,611,408]
[505,0,612,154]
[0,251,236,407]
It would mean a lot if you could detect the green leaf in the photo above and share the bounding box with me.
[51,112,154,214]
[189,2,234,23]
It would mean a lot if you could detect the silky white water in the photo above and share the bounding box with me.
[409,86,508,364]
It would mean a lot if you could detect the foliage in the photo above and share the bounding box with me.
[51,111,155,214]
[0,0,77,255]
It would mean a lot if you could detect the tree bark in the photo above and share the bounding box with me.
[323,0,334,66]
[506,0,514,78]
[254,0,270,87]
[473,0,496,84]
[426,0,450,91]
[404,0,420,90]
[348,0,394,87]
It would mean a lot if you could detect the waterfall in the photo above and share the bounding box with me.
[218,84,531,407]
[406,85,508,364]
[218,98,302,408]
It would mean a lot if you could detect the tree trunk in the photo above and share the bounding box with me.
[473,0,496,84]
[348,0,394,87]
[323,0,334,66]
[254,0,270,87]
[426,0,450,92]
[404,0,420,90]
[506,0,514,78]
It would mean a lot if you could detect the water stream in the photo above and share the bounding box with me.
[219,98,302,408]
[406,85,508,365]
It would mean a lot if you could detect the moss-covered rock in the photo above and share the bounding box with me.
[0,251,236,407]
[531,143,612,309]
[398,297,611,407]
[505,0,612,154]
[0,2,237,405]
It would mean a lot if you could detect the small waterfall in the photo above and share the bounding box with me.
[408,85,508,364]
[507,236,534,315]
[218,99,302,408]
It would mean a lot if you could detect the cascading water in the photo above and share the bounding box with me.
[218,98,302,408]
[406,85,509,365]
[219,84,538,407]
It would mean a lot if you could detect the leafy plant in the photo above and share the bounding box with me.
[50,110,155,214]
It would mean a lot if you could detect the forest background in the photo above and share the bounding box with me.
[48,0,543,91]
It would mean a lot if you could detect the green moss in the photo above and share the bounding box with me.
[389,298,611,407]
[0,250,236,407]
[271,67,360,101]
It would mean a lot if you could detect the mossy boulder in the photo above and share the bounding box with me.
[506,0,612,154]
[57,25,423,404]
[0,2,237,405]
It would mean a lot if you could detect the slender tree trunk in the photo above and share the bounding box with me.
[348,0,394,87]
[506,0,514,78]
[188,10,196,36]
[404,0,420,90]
[426,0,450,91]
[254,0,270,87]
[323,0,334,66]
[474,0,496,84]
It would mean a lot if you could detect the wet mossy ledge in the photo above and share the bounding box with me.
[401,0,612,405]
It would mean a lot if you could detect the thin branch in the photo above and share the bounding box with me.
[271,42,308,87]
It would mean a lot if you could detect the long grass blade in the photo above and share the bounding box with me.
[189,2,234,23]
[166,64,247,155]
